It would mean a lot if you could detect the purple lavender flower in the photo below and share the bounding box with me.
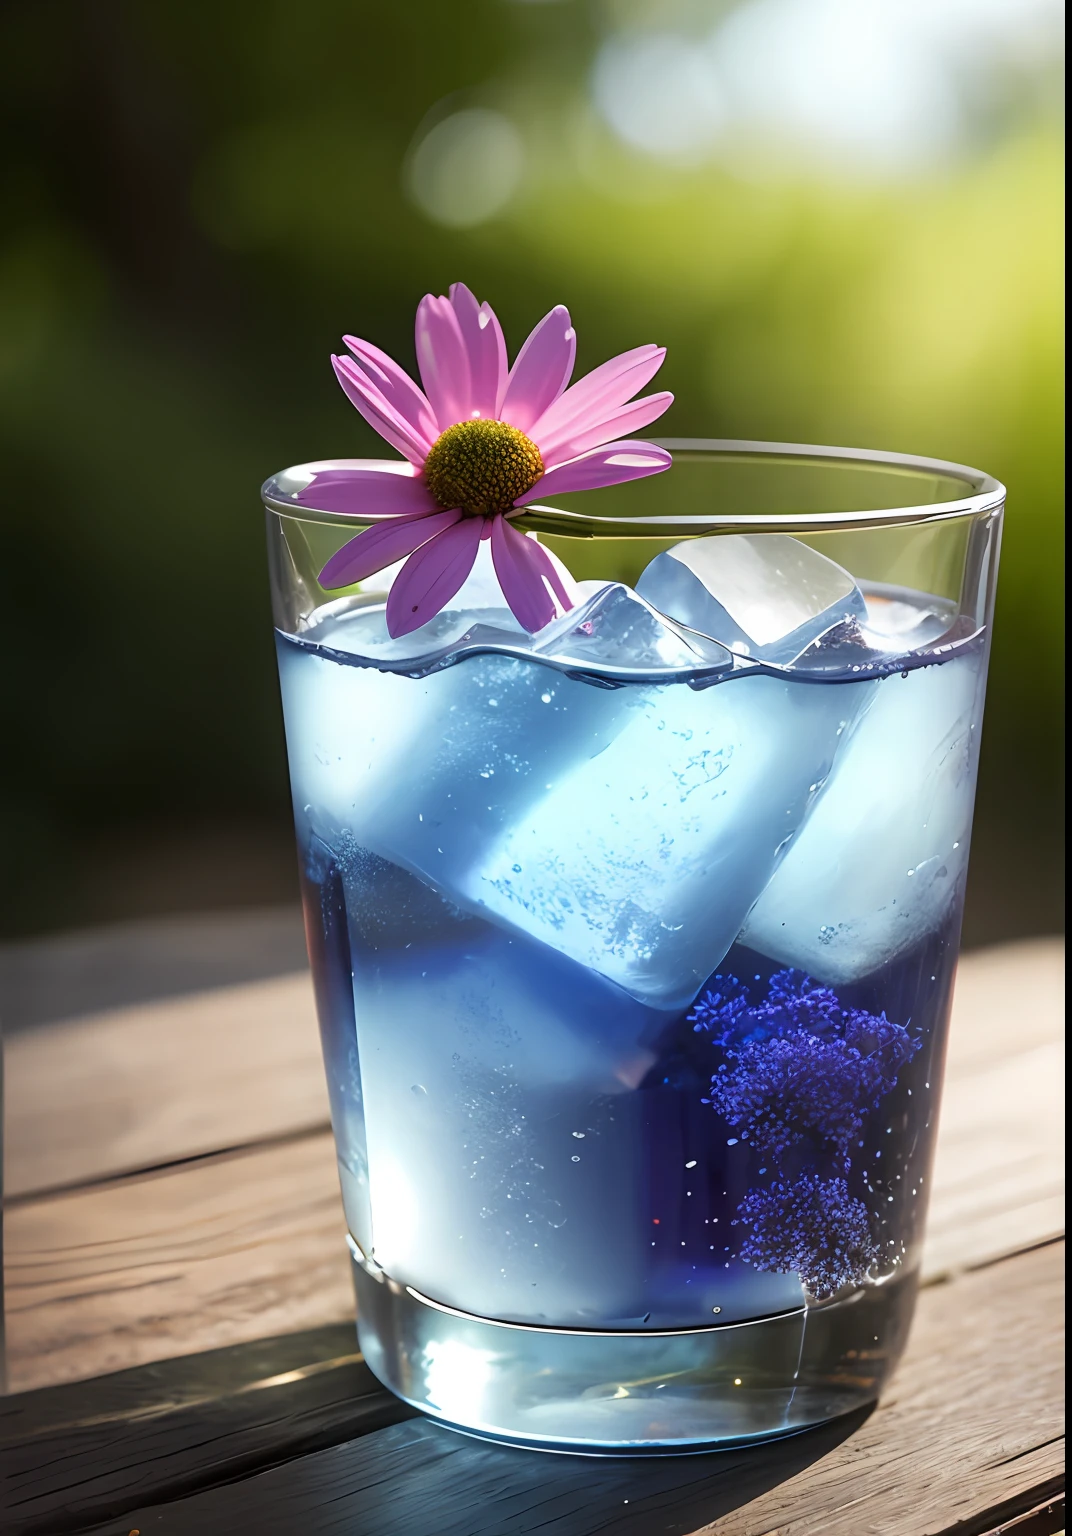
[711,1032,878,1162]
[696,968,919,1297]
[735,1175,879,1299]
[755,968,842,1036]
[700,969,919,1165]
[842,1007,921,1086]
[688,973,751,1043]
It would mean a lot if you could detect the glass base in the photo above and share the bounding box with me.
[348,1237,918,1454]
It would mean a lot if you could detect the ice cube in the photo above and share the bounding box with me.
[636,534,868,663]
[859,584,958,652]
[787,615,891,676]
[458,670,870,1010]
[739,652,985,983]
[774,583,963,675]
[276,630,641,899]
[533,583,733,674]
[349,917,666,1317]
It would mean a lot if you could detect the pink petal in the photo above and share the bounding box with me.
[541,392,674,465]
[386,516,483,637]
[449,283,508,420]
[490,516,558,632]
[297,465,438,517]
[332,356,430,466]
[319,509,461,590]
[529,345,666,456]
[510,523,575,611]
[515,439,673,504]
[499,305,576,435]
[342,336,439,449]
[415,294,472,432]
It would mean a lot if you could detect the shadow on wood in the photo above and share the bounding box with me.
[80,1408,875,1536]
[48,1241,1064,1536]
[0,1326,414,1536]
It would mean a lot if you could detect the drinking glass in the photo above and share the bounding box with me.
[263,440,1002,1453]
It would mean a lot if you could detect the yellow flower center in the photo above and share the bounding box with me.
[424,419,544,517]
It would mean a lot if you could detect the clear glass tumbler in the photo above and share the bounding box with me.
[263,440,1003,1453]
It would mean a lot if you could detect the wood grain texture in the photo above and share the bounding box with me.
[3,940,1063,1394]
[980,1494,1065,1535]
[4,973,328,1198]
[923,1040,1064,1280]
[0,906,308,1032]
[940,939,1064,1072]
[4,1133,352,1392]
[0,1326,416,1536]
[72,1241,1064,1536]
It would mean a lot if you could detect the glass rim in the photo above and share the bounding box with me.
[261,437,1006,538]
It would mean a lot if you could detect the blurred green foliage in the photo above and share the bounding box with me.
[0,0,1063,938]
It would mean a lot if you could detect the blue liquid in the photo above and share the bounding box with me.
[276,591,985,1444]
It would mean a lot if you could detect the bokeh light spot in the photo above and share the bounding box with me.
[407,108,524,228]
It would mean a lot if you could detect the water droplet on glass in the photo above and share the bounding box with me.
[411,1084,428,1097]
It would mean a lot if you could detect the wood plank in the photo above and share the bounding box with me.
[983,1495,1065,1535]
[4,940,1064,1394]
[923,1039,1064,1279]
[4,1134,351,1392]
[0,907,309,1031]
[4,974,328,1198]
[70,1241,1064,1536]
[919,927,1064,1286]
[938,938,1065,1072]
[0,1326,415,1536]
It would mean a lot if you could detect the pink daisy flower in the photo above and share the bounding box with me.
[296,283,673,637]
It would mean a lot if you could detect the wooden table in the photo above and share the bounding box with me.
[0,920,1064,1536]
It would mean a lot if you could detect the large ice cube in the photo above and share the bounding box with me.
[739,652,985,982]
[277,581,734,906]
[636,534,868,663]
[533,583,733,674]
[457,669,870,1010]
[276,627,641,897]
